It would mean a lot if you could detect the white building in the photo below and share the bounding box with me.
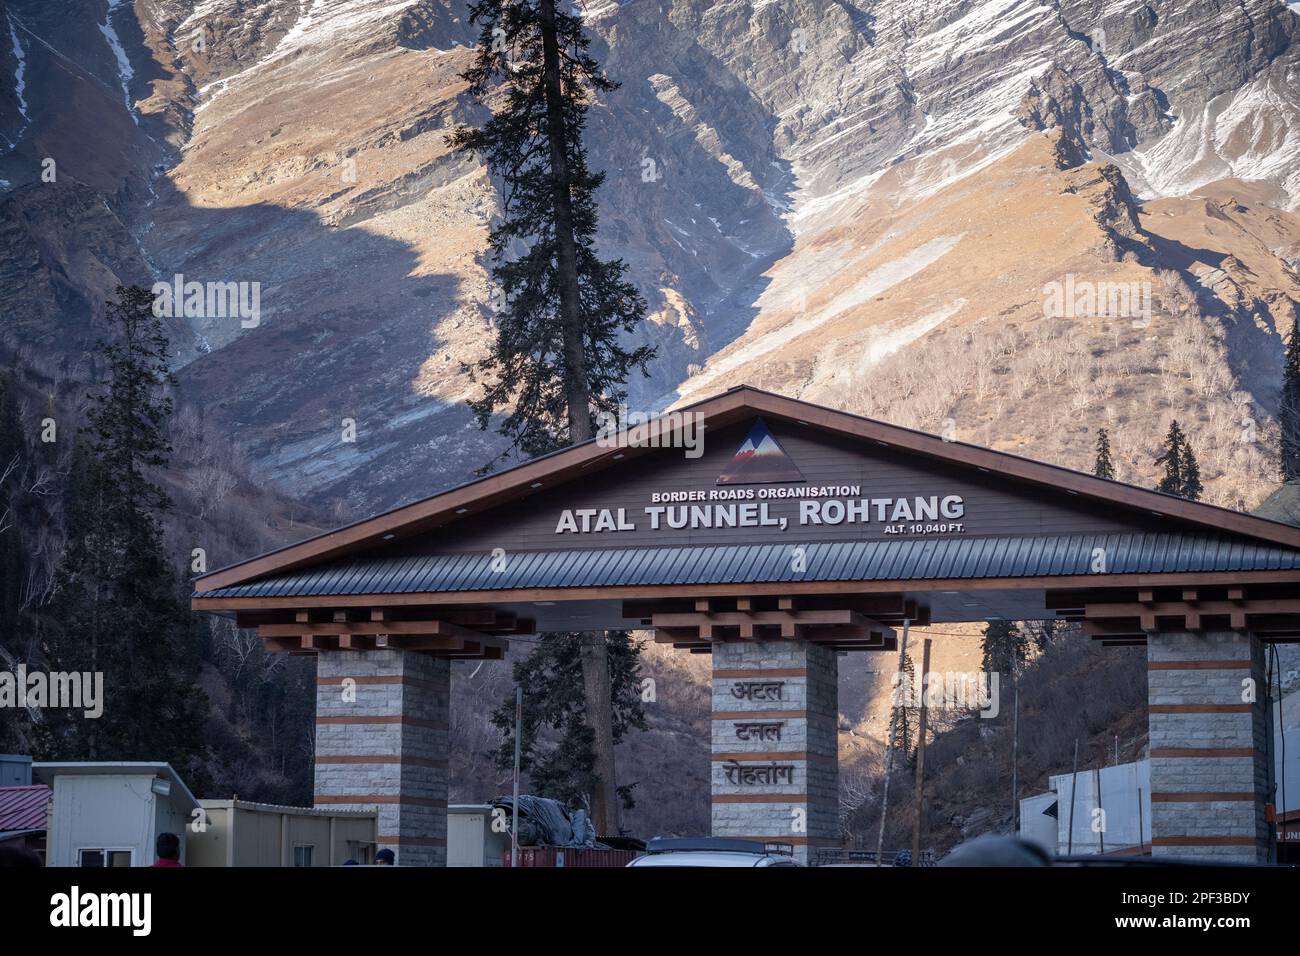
[188,799,376,867]
[1020,759,1152,857]
[1022,688,1300,859]
[35,761,198,867]
[447,804,511,866]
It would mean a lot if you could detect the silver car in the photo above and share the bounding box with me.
[626,838,800,867]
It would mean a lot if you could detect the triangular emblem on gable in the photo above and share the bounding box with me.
[716,418,805,485]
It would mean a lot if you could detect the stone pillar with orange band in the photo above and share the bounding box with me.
[315,650,451,866]
[1147,631,1270,863]
[711,640,839,865]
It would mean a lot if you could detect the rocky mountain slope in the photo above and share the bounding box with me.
[2,0,1299,829]
[3,0,1297,514]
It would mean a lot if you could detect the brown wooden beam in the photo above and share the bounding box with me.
[1085,599,1300,618]
[338,635,377,650]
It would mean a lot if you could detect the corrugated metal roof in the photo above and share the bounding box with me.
[196,533,1300,599]
[0,785,50,831]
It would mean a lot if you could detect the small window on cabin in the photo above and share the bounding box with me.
[79,848,132,867]
[293,844,314,867]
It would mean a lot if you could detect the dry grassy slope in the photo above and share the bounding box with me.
[674,132,1300,509]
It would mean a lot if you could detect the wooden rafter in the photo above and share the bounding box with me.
[255,610,512,659]
[647,605,896,651]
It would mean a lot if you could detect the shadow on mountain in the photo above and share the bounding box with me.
[1146,230,1284,413]
[148,173,483,518]
[588,11,797,406]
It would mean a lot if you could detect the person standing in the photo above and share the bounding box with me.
[150,832,184,867]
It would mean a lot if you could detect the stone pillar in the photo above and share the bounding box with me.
[1147,631,1270,864]
[315,650,451,866]
[711,640,839,865]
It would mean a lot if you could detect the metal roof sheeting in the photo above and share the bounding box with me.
[0,785,50,832]
[195,533,1300,599]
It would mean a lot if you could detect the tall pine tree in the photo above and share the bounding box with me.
[490,632,646,811]
[981,620,1028,676]
[886,651,919,767]
[450,0,654,458]
[1155,419,1201,500]
[40,287,208,783]
[1181,440,1203,501]
[1281,315,1300,481]
[1093,427,1115,480]
[450,0,655,834]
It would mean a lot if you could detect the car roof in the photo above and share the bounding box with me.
[628,851,791,867]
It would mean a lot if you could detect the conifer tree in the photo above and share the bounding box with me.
[1155,419,1202,500]
[451,0,655,834]
[1281,315,1300,481]
[1025,618,1062,654]
[490,632,646,811]
[40,287,208,783]
[1181,440,1203,501]
[886,652,919,766]
[1155,420,1186,495]
[981,619,1028,677]
[1093,427,1115,480]
[450,0,654,459]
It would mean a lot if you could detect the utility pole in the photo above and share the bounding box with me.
[511,685,522,868]
[875,619,910,866]
[1095,767,1104,855]
[911,638,932,867]
[1066,738,1080,855]
[1010,671,1019,834]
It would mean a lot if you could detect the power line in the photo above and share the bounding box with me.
[8,12,133,106]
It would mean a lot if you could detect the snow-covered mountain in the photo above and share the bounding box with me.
[1,0,1298,514]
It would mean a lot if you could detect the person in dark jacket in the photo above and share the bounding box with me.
[150,832,184,867]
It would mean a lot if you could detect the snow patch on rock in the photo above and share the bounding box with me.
[8,14,28,123]
[681,234,964,396]
[99,0,136,123]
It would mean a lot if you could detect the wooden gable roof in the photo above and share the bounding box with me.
[194,385,1300,595]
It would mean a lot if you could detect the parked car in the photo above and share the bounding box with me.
[626,838,799,867]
